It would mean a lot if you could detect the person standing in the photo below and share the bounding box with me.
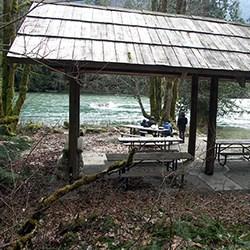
[177,112,188,142]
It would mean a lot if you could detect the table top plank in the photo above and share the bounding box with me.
[118,136,183,143]
[121,124,168,133]
[216,139,250,145]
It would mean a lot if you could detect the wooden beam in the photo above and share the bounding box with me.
[205,76,219,175]
[68,74,80,180]
[7,57,250,81]
[188,75,199,157]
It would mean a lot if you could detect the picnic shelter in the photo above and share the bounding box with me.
[7,0,250,179]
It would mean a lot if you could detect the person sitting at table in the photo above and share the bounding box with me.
[147,116,156,127]
[162,120,173,137]
[141,119,149,127]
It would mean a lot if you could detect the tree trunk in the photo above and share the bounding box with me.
[0,79,3,117]
[135,82,151,119]
[2,0,17,116]
[161,79,173,123]
[13,65,31,116]
[170,79,179,121]
[151,0,158,11]
[149,77,162,122]
[159,0,168,12]
[202,0,210,16]
[12,65,31,129]
[176,0,186,14]
[1,0,30,133]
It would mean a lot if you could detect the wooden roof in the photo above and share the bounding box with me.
[7,1,250,78]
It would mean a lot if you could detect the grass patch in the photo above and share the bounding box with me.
[148,215,250,250]
[217,127,250,139]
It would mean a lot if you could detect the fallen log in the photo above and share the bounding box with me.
[11,149,136,250]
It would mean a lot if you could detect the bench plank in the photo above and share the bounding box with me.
[219,151,250,166]
[107,152,193,161]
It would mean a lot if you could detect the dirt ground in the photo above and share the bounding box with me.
[0,129,250,249]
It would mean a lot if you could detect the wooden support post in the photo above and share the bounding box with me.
[188,75,199,157]
[205,76,219,175]
[69,74,80,180]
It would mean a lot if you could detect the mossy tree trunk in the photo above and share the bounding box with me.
[0,79,3,117]
[2,0,17,116]
[1,0,31,133]
[12,65,31,129]
[176,0,186,14]
[170,79,179,120]
[161,78,174,123]
[149,77,162,122]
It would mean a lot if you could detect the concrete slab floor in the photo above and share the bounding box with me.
[81,152,250,192]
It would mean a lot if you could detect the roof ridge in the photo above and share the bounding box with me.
[31,0,250,28]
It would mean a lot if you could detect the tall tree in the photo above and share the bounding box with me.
[141,0,187,124]
[1,0,31,133]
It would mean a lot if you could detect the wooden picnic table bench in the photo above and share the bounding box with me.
[219,151,250,166]
[106,151,193,189]
[216,139,250,166]
[107,151,193,171]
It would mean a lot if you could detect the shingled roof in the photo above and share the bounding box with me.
[7,1,250,78]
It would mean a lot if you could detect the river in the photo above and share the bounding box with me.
[20,93,250,129]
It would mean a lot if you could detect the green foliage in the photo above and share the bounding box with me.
[0,125,12,135]
[15,65,66,93]
[148,215,250,249]
[0,166,18,186]
[0,135,31,163]
[179,80,250,126]
[19,121,43,133]
[209,0,244,22]
[82,126,108,134]
[0,135,32,186]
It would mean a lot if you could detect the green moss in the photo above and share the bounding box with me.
[21,121,43,133]
[84,127,108,134]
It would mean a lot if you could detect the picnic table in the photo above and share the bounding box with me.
[118,136,183,151]
[116,135,190,188]
[121,124,169,137]
[215,139,250,165]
